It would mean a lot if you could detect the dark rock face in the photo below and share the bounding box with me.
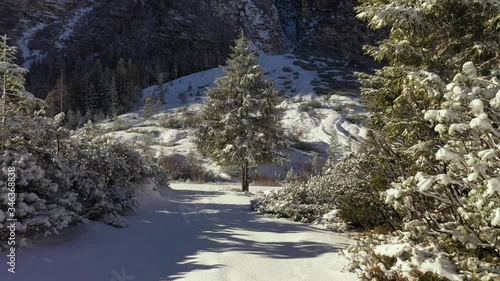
[0,0,383,100]
[274,0,384,67]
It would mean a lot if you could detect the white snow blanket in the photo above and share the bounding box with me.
[0,183,357,281]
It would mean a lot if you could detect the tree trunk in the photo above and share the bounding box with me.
[241,161,249,192]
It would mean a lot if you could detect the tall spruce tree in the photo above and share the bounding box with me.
[195,33,286,192]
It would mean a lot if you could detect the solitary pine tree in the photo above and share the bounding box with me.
[196,33,286,192]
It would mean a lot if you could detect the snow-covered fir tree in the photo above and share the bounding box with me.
[357,0,499,145]
[195,33,286,192]
[345,63,500,281]
[0,35,30,152]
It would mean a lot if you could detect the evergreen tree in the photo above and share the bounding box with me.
[0,35,29,152]
[143,93,155,119]
[94,110,105,123]
[75,109,82,128]
[156,71,166,104]
[86,82,97,113]
[46,70,69,116]
[109,77,119,118]
[195,33,286,192]
[327,131,343,163]
[154,97,162,113]
[357,0,499,144]
[82,110,93,127]
[65,109,77,129]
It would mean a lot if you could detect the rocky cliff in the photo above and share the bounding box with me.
[0,0,383,102]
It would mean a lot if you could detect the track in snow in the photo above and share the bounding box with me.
[0,184,357,281]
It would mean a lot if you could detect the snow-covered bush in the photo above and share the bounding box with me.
[252,151,399,229]
[0,115,168,248]
[0,37,168,248]
[157,152,215,182]
[0,151,82,248]
[344,63,500,280]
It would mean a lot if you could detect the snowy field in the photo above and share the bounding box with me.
[0,183,357,281]
[100,51,368,180]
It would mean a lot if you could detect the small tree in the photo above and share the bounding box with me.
[156,71,167,105]
[196,33,286,192]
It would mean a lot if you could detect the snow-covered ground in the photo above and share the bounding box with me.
[0,183,357,281]
[101,51,367,179]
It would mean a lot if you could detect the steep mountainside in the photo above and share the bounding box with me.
[0,0,383,111]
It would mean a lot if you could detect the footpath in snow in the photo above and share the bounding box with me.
[0,184,357,281]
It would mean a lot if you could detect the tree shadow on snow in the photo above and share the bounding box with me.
[2,186,348,281]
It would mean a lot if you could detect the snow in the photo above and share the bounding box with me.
[56,6,94,49]
[109,51,366,180]
[0,183,357,281]
[485,178,500,196]
[374,243,409,257]
[17,21,48,69]
[435,147,461,162]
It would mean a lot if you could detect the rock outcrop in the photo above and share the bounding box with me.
[0,0,383,98]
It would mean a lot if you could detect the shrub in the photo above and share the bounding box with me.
[0,117,168,249]
[345,64,500,281]
[158,114,182,129]
[252,174,280,186]
[158,111,200,129]
[157,153,215,182]
[111,118,131,131]
[299,99,323,112]
[252,151,400,229]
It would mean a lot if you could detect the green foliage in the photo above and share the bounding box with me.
[357,0,499,145]
[111,118,132,131]
[253,150,401,230]
[0,35,33,152]
[298,99,323,112]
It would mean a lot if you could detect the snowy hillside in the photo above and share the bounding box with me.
[100,51,368,180]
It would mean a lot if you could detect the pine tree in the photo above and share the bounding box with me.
[65,109,77,129]
[195,33,286,192]
[143,93,155,119]
[0,35,28,152]
[46,70,69,116]
[156,71,166,104]
[94,110,105,123]
[109,77,119,118]
[75,109,82,128]
[327,131,343,163]
[86,82,97,113]
[154,97,162,113]
[357,0,499,144]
